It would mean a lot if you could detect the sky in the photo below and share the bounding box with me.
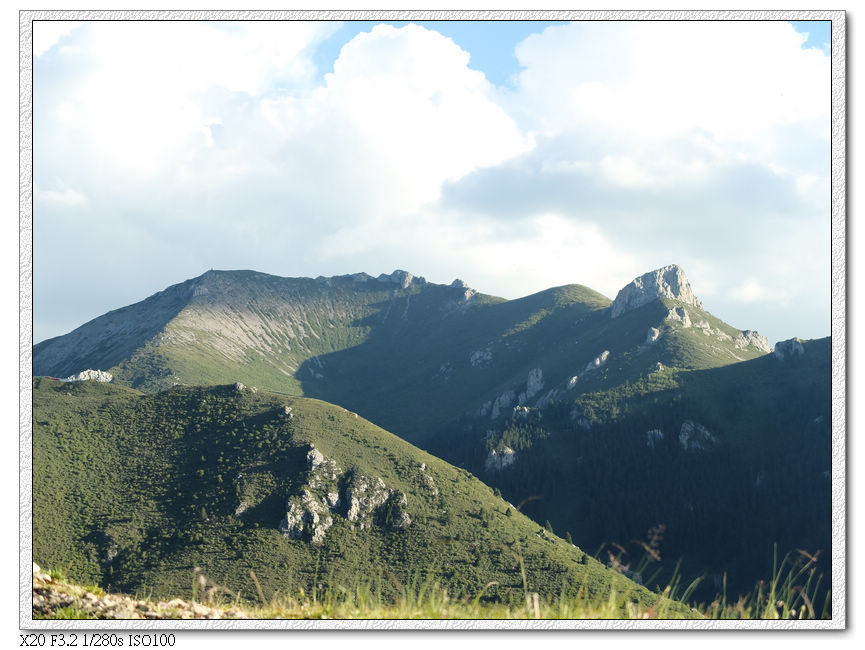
[31,19,833,347]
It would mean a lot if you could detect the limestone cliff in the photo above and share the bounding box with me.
[610,265,702,318]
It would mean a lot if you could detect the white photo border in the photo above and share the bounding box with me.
[19,8,847,631]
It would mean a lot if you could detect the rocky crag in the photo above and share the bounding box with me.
[277,446,411,545]
[610,264,703,318]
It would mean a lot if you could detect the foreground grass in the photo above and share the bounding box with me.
[34,549,829,621]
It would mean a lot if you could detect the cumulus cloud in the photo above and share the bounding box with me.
[255,24,531,221]
[33,20,831,347]
[33,21,531,340]
[507,21,828,141]
[443,20,830,341]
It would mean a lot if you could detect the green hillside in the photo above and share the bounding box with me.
[34,269,769,448]
[33,378,679,613]
[32,266,828,609]
[431,337,832,602]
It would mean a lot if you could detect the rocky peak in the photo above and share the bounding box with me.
[774,338,805,360]
[377,270,424,289]
[450,278,477,302]
[610,265,703,319]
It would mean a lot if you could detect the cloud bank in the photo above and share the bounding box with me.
[34,20,830,346]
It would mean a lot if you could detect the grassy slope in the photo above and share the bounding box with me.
[32,271,799,608]
[296,283,612,443]
[33,378,682,614]
[36,271,770,450]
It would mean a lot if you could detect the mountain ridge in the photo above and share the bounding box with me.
[31,263,831,608]
[33,265,781,450]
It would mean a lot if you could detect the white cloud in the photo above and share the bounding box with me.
[461,213,640,299]
[311,210,639,302]
[35,185,87,207]
[256,24,531,219]
[599,155,655,189]
[33,20,832,348]
[510,21,828,143]
[442,20,830,342]
[34,22,533,339]
[36,22,339,175]
[730,279,770,303]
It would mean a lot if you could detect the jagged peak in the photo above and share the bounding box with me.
[610,264,702,319]
[377,270,425,289]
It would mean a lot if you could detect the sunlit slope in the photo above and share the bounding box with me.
[33,378,679,611]
[33,268,770,446]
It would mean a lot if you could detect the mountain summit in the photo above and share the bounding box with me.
[610,264,702,318]
[34,265,775,445]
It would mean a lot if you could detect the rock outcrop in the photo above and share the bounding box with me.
[584,351,610,372]
[679,421,719,452]
[32,563,250,620]
[470,346,492,367]
[417,462,438,495]
[611,265,702,318]
[525,368,544,401]
[665,306,692,328]
[60,369,113,383]
[646,429,664,448]
[485,446,516,471]
[377,269,422,289]
[774,338,805,360]
[451,278,478,301]
[693,319,733,341]
[569,351,611,385]
[490,389,516,420]
[278,445,410,544]
[661,307,769,353]
[513,406,531,419]
[735,330,771,353]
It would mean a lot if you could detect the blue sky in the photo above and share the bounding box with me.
[314,20,832,87]
[791,20,831,52]
[314,21,564,87]
[32,19,832,347]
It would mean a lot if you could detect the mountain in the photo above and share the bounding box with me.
[32,377,677,612]
[432,337,831,601]
[34,265,770,446]
[32,264,830,604]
